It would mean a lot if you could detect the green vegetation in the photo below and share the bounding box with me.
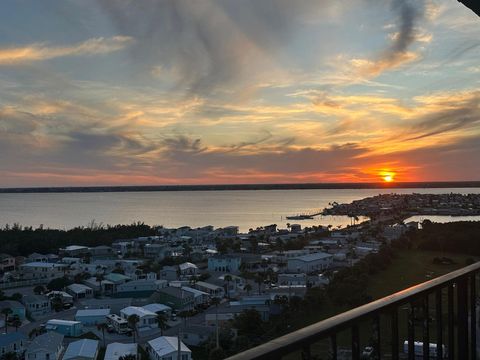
[0,223,156,256]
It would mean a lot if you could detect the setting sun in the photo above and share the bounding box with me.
[383,174,394,182]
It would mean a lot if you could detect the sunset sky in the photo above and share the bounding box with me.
[0,0,479,187]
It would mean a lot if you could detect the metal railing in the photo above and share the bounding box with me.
[227,262,480,360]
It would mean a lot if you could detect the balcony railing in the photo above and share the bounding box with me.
[227,262,480,360]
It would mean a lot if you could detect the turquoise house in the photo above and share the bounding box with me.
[45,319,83,337]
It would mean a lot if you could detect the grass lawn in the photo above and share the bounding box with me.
[367,249,472,300]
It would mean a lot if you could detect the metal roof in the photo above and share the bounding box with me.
[147,336,190,357]
[63,339,99,360]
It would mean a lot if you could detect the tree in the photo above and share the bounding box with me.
[33,285,45,295]
[96,323,108,348]
[1,352,18,360]
[233,309,263,338]
[244,283,252,296]
[127,314,139,343]
[208,347,226,360]
[1,308,12,333]
[47,277,72,291]
[255,275,263,295]
[156,313,168,336]
[96,272,105,295]
[11,316,21,332]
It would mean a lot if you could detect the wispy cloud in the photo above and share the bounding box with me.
[0,36,133,65]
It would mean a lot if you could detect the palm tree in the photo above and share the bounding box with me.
[11,317,21,332]
[244,283,252,296]
[95,273,105,295]
[255,275,263,295]
[127,314,139,343]
[156,313,168,336]
[223,275,232,299]
[96,322,108,348]
[2,352,18,360]
[1,308,12,333]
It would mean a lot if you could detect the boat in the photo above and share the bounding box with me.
[286,214,314,220]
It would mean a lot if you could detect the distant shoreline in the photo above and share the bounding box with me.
[1,181,480,193]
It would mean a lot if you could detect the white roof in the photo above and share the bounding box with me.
[121,306,156,318]
[68,283,93,293]
[47,319,81,326]
[147,336,191,357]
[142,303,172,313]
[181,286,209,298]
[104,343,137,360]
[63,339,99,360]
[64,245,89,251]
[75,309,111,317]
[290,252,332,262]
[179,262,198,271]
[21,262,65,268]
[195,281,223,290]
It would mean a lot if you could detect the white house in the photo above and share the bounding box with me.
[178,262,198,277]
[193,281,225,298]
[67,284,94,300]
[75,309,111,326]
[104,343,137,360]
[63,339,99,360]
[22,294,51,318]
[25,332,64,360]
[19,262,69,280]
[120,306,157,328]
[146,336,191,360]
[181,287,210,306]
[287,252,333,273]
[142,303,172,316]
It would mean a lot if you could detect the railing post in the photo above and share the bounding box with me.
[301,344,311,360]
[373,315,381,359]
[330,334,337,360]
[352,324,360,360]
[448,284,454,360]
[391,309,399,360]
[470,273,477,360]
[408,303,415,360]
[457,277,469,359]
[423,295,430,359]
[435,289,443,360]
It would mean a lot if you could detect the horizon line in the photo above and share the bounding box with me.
[1,181,480,194]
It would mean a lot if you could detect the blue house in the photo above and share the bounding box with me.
[45,319,83,337]
[208,255,241,273]
[75,309,110,326]
[0,332,27,356]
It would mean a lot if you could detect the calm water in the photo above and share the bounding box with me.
[1,188,480,232]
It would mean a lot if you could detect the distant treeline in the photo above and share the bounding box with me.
[0,223,156,256]
[1,181,480,193]
[403,220,480,255]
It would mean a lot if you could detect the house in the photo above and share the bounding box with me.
[46,291,74,305]
[120,306,157,329]
[114,279,167,298]
[25,332,64,360]
[181,287,210,306]
[63,339,99,360]
[22,295,51,318]
[208,255,241,273]
[277,273,307,286]
[67,284,94,300]
[19,262,69,281]
[181,325,215,346]
[193,281,225,298]
[45,319,83,337]
[80,298,132,315]
[205,313,234,327]
[104,273,131,285]
[89,246,114,258]
[142,303,172,316]
[0,254,15,272]
[143,244,169,260]
[154,287,195,310]
[159,266,178,281]
[82,278,115,295]
[146,336,191,360]
[75,309,111,326]
[287,252,333,273]
[104,343,137,360]
[0,332,27,356]
[178,262,198,277]
[60,245,90,257]
[0,300,26,320]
